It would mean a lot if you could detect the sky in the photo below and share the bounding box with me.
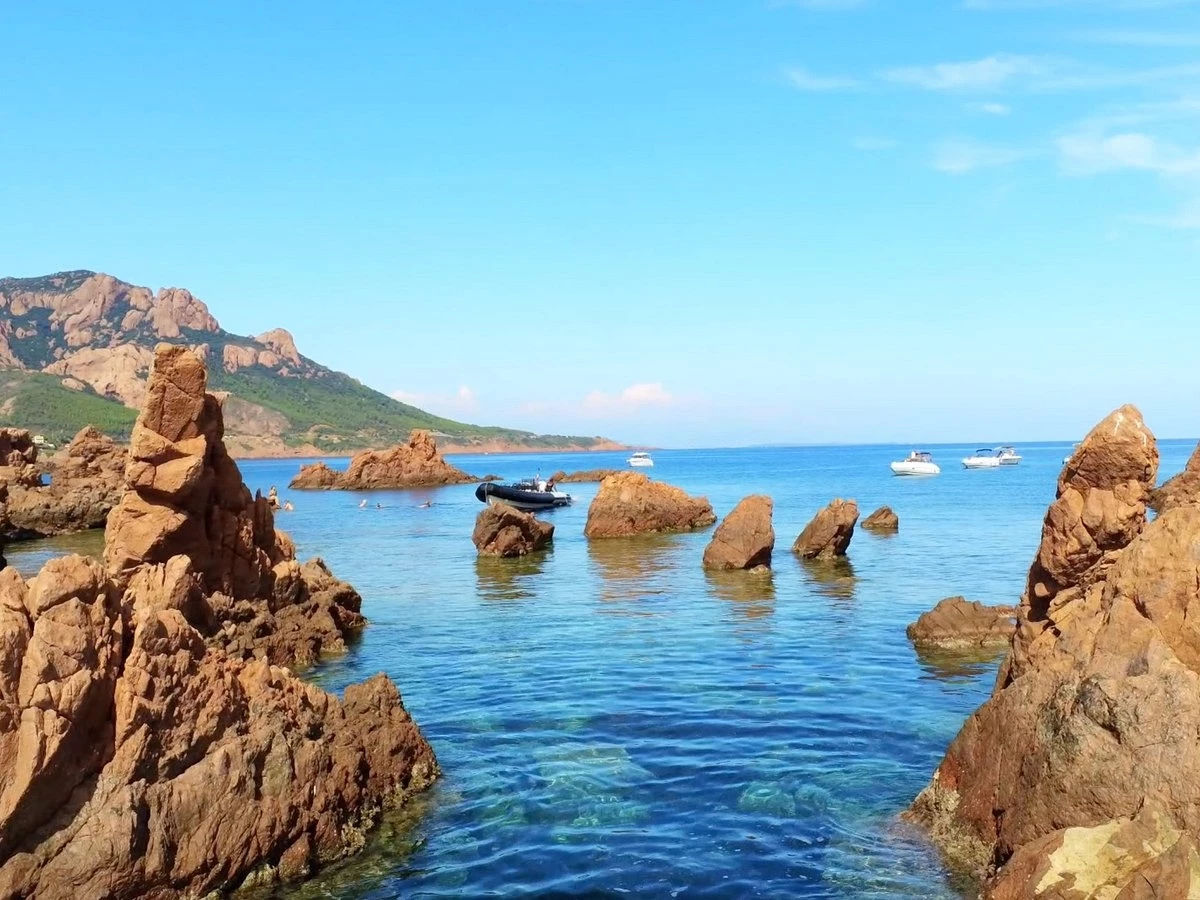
[1,1,1198,448]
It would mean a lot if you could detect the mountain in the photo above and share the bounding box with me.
[0,271,621,456]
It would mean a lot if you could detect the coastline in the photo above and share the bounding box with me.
[224,437,635,460]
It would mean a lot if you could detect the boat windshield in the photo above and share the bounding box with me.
[976,449,992,454]
[911,451,933,461]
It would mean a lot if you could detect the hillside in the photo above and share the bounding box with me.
[0,270,621,455]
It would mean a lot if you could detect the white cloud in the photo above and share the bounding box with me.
[783,66,859,92]
[851,136,897,150]
[1056,132,1200,175]
[582,383,674,414]
[883,54,1045,91]
[970,101,1012,115]
[933,139,1035,174]
[392,384,478,413]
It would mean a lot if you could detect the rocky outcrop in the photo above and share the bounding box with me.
[1,427,127,540]
[792,499,858,559]
[472,503,554,557]
[907,405,1200,890]
[290,431,478,490]
[0,430,36,472]
[1150,440,1200,514]
[44,344,156,407]
[861,505,898,532]
[584,472,716,538]
[905,597,1017,650]
[548,468,623,484]
[702,495,774,570]
[0,344,437,897]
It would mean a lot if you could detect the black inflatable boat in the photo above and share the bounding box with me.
[475,480,572,511]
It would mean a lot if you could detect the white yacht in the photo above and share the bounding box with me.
[891,450,940,476]
[962,449,1001,469]
[997,446,1022,465]
[628,451,654,468]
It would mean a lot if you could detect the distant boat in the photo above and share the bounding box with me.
[962,449,1002,469]
[891,450,940,476]
[628,451,654,468]
[475,478,572,511]
[997,446,1021,465]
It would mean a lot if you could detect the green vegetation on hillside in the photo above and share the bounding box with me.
[0,372,137,443]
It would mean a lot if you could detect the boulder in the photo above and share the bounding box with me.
[584,472,716,538]
[0,345,437,897]
[1150,440,1200,514]
[907,405,1200,891]
[861,505,899,532]
[472,503,554,557]
[289,430,477,490]
[792,499,858,559]
[905,596,1017,650]
[549,468,623,484]
[702,495,774,570]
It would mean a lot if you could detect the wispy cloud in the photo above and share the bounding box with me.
[884,54,1046,91]
[851,136,897,150]
[970,101,1012,115]
[583,383,673,414]
[933,139,1036,173]
[392,384,478,413]
[1056,132,1200,175]
[783,66,860,91]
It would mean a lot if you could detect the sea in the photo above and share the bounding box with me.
[8,439,1197,898]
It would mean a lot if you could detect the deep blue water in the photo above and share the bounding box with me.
[8,440,1196,897]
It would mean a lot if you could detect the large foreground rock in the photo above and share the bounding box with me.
[473,503,554,557]
[1,426,128,541]
[906,405,1200,892]
[905,596,1017,650]
[290,430,477,490]
[584,472,716,538]
[861,505,898,532]
[1151,440,1200,514]
[702,495,774,570]
[792,499,858,559]
[0,345,438,897]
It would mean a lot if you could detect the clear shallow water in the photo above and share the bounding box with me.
[8,440,1197,897]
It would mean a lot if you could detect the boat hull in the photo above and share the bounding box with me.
[628,459,654,467]
[962,457,1001,469]
[475,483,572,511]
[890,462,940,476]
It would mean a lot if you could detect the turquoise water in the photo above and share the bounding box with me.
[8,440,1196,897]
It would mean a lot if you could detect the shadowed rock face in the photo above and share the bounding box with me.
[905,597,1017,650]
[290,430,478,490]
[1,426,127,541]
[792,499,858,560]
[861,506,898,532]
[584,472,716,538]
[473,503,554,557]
[907,404,1200,894]
[0,345,437,898]
[702,495,774,571]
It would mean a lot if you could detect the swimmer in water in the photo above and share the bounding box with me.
[359,499,368,509]
[419,500,432,509]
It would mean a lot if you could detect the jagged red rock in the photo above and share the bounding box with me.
[290,430,477,490]
[472,503,554,557]
[792,499,858,559]
[905,596,1017,650]
[584,472,716,538]
[861,505,898,532]
[1151,440,1200,514]
[702,495,774,570]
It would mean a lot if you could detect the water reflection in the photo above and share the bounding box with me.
[474,552,549,603]
[800,557,858,601]
[913,644,1008,683]
[586,534,684,609]
[4,529,105,578]
[705,569,776,620]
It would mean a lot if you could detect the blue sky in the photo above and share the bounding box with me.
[2,1,1198,447]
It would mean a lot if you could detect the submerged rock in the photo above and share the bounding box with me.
[906,404,1200,892]
[584,472,716,538]
[792,499,858,559]
[861,505,898,532]
[290,430,477,490]
[0,345,438,898]
[906,597,1017,650]
[702,495,774,570]
[473,503,554,557]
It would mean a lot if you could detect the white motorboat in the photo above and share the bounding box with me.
[628,451,654,468]
[962,449,1002,469]
[891,450,940,476]
[997,446,1021,465]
